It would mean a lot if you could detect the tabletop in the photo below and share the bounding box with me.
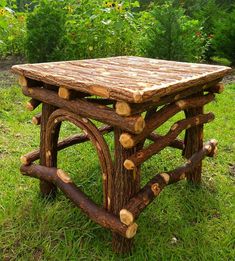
[12,56,231,103]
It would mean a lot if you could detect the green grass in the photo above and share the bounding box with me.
[0,84,235,261]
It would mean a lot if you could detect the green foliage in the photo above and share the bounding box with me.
[211,56,232,66]
[212,8,235,64]
[187,0,222,60]
[1,0,235,63]
[60,0,139,60]
[25,0,66,62]
[139,2,210,62]
[0,5,26,58]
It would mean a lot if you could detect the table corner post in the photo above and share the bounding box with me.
[110,127,141,254]
[182,93,204,184]
[39,103,58,197]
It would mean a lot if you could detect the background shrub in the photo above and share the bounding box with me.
[212,8,235,65]
[25,0,66,62]
[1,0,234,65]
[139,2,209,62]
[60,0,139,60]
[0,4,26,58]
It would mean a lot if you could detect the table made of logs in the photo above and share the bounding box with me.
[12,56,231,254]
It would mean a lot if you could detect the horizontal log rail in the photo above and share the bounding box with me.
[22,86,145,134]
[120,139,218,225]
[119,93,215,149]
[115,81,222,116]
[124,112,215,170]
[20,125,113,165]
[20,164,138,239]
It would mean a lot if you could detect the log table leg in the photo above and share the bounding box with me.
[110,127,141,254]
[39,103,60,197]
[183,93,204,184]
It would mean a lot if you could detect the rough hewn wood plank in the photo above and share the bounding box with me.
[12,56,231,103]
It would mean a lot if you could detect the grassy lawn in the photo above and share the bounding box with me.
[0,83,234,260]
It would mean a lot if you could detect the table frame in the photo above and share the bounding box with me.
[18,75,222,254]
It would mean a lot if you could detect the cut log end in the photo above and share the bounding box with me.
[115,101,131,116]
[26,102,34,111]
[207,139,218,157]
[32,114,41,125]
[20,155,29,165]
[125,223,138,239]
[171,123,178,131]
[56,169,72,183]
[18,75,27,87]
[91,86,110,98]
[134,116,145,134]
[58,87,71,100]
[176,100,186,109]
[210,138,218,146]
[160,173,170,184]
[133,91,143,103]
[26,99,41,111]
[120,209,134,226]
[119,133,134,148]
[124,160,135,170]
[151,183,161,196]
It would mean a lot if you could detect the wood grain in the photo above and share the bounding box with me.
[12,56,231,103]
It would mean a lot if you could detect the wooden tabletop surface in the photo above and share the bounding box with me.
[12,56,231,103]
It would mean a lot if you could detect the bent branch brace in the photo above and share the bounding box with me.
[20,164,138,239]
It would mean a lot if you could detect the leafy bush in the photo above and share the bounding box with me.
[25,0,66,62]
[212,8,235,65]
[139,2,209,62]
[60,0,139,60]
[0,3,26,58]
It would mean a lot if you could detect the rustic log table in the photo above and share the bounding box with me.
[12,56,231,254]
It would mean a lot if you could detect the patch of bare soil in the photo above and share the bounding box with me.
[222,68,235,85]
[0,56,26,88]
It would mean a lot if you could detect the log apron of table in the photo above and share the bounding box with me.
[12,56,231,254]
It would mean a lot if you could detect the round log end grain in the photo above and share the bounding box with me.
[134,116,145,134]
[119,133,135,148]
[18,75,27,87]
[115,101,131,116]
[56,169,72,183]
[124,160,135,170]
[120,209,134,226]
[133,91,143,103]
[20,155,29,165]
[58,87,71,100]
[125,223,138,239]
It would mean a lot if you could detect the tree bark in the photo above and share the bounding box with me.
[22,86,145,134]
[39,103,60,197]
[110,127,141,254]
[183,93,204,184]
[120,139,218,223]
[119,93,214,148]
[124,112,214,170]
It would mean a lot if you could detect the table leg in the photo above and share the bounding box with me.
[110,127,141,254]
[39,103,58,197]
[183,99,203,184]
